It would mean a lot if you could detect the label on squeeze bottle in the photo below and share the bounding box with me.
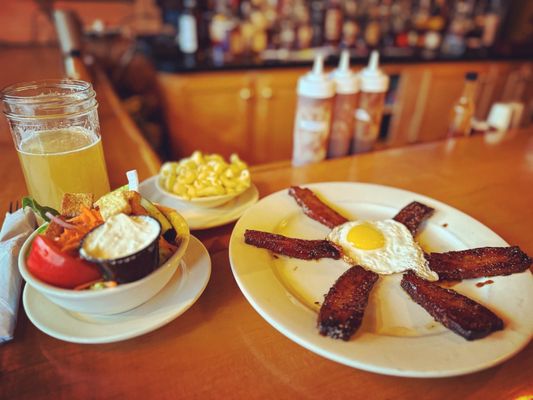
[293,104,332,166]
[292,53,335,166]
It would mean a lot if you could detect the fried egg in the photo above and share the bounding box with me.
[327,219,438,281]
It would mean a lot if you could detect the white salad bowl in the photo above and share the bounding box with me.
[155,178,247,209]
[19,220,190,316]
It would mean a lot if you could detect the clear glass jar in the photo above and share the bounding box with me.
[1,79,110,209]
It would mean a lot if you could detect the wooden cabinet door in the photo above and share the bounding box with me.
[418,63,495,142]
[252,69,303,164]
[158,72,254,161]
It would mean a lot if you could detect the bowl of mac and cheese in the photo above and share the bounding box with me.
[157,151,251,208]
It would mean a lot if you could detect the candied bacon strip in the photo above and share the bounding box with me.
[401,272,503,340]
[393,201,434,236]
[318,266,379,341]
[244,230,341,260]
[427,246,532,281]
[288,186,349,229]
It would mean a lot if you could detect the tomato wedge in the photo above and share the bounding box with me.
[27,235,101,289]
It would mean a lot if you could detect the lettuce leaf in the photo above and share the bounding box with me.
[22,197,59,222]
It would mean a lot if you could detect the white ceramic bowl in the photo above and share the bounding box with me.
[155,178,247,208]
[19,222,190,316]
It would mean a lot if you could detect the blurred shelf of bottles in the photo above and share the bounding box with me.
[152,0,520,68]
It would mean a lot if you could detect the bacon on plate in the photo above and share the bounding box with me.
[288,186,349,229]
[318,266,379,341]
[401,272,504,340]
[393,201,434,236]
[427,246,532,281]
[244,229,341,260]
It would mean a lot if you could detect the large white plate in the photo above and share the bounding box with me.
[23,236,211,344]
[229,182,533,377]
[139,176,259,230]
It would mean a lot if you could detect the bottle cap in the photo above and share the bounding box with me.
[359,50,390,93]
[330,50,360,95]
[297,53,335,99]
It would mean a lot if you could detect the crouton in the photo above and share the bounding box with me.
[60,193,94,217]
[94,190,142,220]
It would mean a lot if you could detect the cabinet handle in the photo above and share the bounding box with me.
[239,88,252,100]
[261,87,273,99]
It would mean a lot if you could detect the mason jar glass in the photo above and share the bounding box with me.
[1,79,110,209]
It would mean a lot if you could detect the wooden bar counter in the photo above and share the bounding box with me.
[2,123,533,398]
[1,46,532,400]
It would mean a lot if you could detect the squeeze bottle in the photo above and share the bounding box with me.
[292,54,335,166]
[327,50,360,158]
[352,51,389,153]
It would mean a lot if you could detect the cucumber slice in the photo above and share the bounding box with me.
[157,206,189,241]
[140,198,173,234]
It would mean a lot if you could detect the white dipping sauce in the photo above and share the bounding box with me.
[83,213,159,259]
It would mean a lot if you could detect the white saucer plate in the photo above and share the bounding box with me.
[229,182,533,378]
[139,176,259,230]
[23,236,211,344]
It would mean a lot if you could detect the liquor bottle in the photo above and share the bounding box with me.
[324,0,343,45]
[422,0,447,58]
[441,0,470,57]
[209,1,226,46]
[160,0,180,33]
[465,0,485,53]
[197,0,212,55]
[295,0,312,50]
[413,0,430,51]
[296,17,313,50]
[178,0,199,54]
[341,0,359,48]
[378,0,394,52]
[448,72,478,137]
[250,9,269,53]
[239,0,254,54]
[279,18,296,50]
[364,3,381,49]
[229,22,245,56]
[310,0,326,47]
[391,0,411,50]
[482,0,502,48]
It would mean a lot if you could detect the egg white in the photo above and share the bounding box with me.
[327,219,439,281]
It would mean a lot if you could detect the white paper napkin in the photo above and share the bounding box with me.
[0,208,37,343]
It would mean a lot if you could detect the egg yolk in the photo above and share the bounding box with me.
[347,223,385,250]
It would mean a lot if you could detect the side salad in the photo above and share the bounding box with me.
[25,172,188,290]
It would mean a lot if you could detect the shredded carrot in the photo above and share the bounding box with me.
[55,206,104,254]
